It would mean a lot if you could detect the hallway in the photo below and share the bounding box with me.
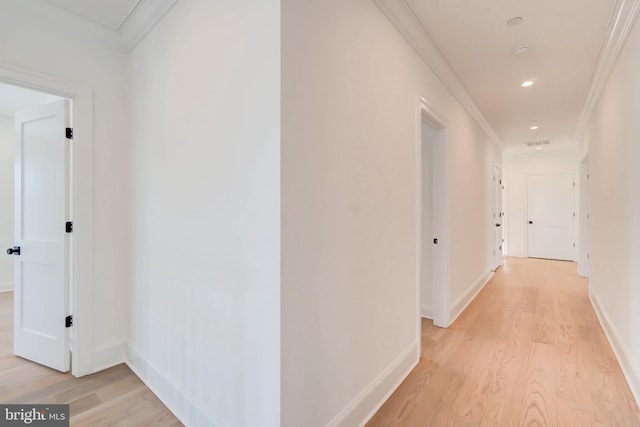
[368,258,640,426]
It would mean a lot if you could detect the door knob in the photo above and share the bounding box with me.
[495,223,501,227]
[6,246,20,255]
[528,221,533,224]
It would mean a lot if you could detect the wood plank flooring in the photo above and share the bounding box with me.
[367,257,640,427]
[0,291,181,426]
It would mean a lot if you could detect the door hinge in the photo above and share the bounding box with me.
[65,315,73,328]
[65,221,73,233]
[66,127,73,139]
[573,182,575,187]
[433,238,438,244]
[573,243,576,248]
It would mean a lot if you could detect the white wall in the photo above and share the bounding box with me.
[281,0,499,425]
[582,13,640,402]
[0,116,14,292]
[0,0,129,370]
[503,147,579,258]
[127,1,280,426]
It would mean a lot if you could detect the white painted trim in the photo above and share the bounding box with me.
[373,0,502,149]
[0,61,94,377]
[417,97,450,329]
[92,343,125,373]
[449,270,493,327]
[420,305,433,319]
[326,340,419,427]
[0,282,13,292]
[576,0,640,141]
[126,345,223,427]
[119,0,180,52]
[589,288,640,406]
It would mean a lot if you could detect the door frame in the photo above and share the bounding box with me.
[0,61,94,377]
[492,163,503,271]
[416,96,450,344]
[578,156,590,277]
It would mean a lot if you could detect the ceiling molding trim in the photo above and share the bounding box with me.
[575,0,640,140]
[118,0,180,52]
[373,0,502,148]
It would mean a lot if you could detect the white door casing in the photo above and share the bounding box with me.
[13,100,71,372]
[492,165,503,270]
[527,174,575,261]
[418,97,450,331]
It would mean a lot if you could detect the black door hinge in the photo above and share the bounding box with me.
[433,238,438,244]
[66,127,73,139]
[65,221,73,233]
[65,315,73,328]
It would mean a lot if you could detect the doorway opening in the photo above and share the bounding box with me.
[417,97,450,344]
[1,82,72,372]
[0,62,94,377]
[492,164,503,271]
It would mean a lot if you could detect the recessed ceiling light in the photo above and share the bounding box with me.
[507,17,524,26]
[512,45,529,56]
[521,80,534,87]
[530,125,539,130]
[535,146,542,150]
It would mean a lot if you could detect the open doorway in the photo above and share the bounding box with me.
[492,164,503,271]
[0,82,73,372]
[0,62,94,377]
[417,97,450,340]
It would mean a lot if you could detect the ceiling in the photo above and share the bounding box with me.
[401,0,618,151]
[0,83,63,116]
[44,0,141,30]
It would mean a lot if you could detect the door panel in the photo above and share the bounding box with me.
[13,100,70,372]
[527,174,574,261]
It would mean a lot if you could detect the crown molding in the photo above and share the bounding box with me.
[575,0,640,140]
[119,0,180,52]
[373,0,502,148]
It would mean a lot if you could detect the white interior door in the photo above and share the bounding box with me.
[492,165,503,270]
[527,174,575,261]
[11,100,70,372]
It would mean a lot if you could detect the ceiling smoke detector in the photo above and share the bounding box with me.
[507,17,524,26]
[512,45,530,56]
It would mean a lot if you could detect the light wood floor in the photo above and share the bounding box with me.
[367,257,640,427]
[0,291,181,426]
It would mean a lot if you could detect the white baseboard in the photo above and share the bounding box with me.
[0,281,13,292]
[126,345,221,427]
[92,343,125,373]
[589,288,640,406]
[326,340,419,427]
[420,305,433,319]
[449,270,493,326]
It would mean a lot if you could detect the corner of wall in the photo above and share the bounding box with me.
[326,340,419,427]
[125,345,222,427]
[589,288,640,406]
[449,270,493,327]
